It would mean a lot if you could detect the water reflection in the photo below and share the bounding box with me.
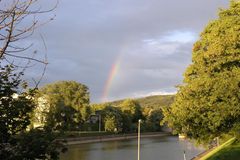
[60,136,204,160]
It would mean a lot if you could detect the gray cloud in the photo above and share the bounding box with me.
[24,0,229,102]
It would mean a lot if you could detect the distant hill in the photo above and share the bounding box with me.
[108,95,175,109]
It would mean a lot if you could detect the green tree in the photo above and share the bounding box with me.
[2,128,66,160]
[120,99,144,132]
[120,99,144,123]
[121,111,133,133]
[145,109,163,132]
[45,102,78,131]
[101,106,123,132]
[39,81,91,130]
[0,65,35,143]
[0,64,65,160]
[80,105,92,122]
[104,116,118,132]
[163,1,240,144]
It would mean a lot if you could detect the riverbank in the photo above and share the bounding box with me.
[206,139,240,160]
[192,137,236,160]
[63,132,171,145]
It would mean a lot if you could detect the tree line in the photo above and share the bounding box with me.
[33,81,164,133]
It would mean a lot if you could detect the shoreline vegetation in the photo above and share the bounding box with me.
[62,132,171,145]
[206,139,240,160]
[192,138,236,160]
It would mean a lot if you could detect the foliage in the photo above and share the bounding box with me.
[121,111,133,133]
[229,122,240,140]
[45,102,78,131]
[92,97,171,133]
[0,1,64,159]
[0,64,65,159]
[109,95,174,109]
[137,95,175,109]
[80,105,92,122]
[120,99,144,123]
[0,128,66,160]
[104,116,118,132]
[119,99,145,132]
[162,1,240,144]
[38,81,91,130]
[145,109,163,132]
[0,64,35,143]
[101,105,123,132]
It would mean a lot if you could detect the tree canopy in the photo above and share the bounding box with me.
[0,65,35,143]
[38,81,91,130]
[120,99,144,123]
[163,1,240,144]
[0,64,65,160]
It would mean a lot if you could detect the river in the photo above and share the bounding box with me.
[60,136,204,160]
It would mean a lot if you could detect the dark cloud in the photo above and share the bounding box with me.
[25,0,229,102]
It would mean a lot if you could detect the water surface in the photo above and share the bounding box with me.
[60,136,204,160]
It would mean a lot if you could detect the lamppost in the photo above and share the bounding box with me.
[183,150,186,160]
[138,119,142,160]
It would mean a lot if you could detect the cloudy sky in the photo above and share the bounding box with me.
[24,0,229,103]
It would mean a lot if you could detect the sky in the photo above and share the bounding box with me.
[22,0,229,103]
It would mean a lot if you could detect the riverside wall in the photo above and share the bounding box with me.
[63,132,171,145]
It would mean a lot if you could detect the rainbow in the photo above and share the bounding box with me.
[101,56,121,102]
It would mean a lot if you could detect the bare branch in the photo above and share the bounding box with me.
[5,53,48,64]
[0,11,15,58]
[5,43,33,53]
[0,0,57,66]
[0,0,57,88]
[3,55,36,68]
[32,63,47,89]
[32,33,48,89]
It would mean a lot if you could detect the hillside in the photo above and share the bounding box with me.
[108,95,175,109]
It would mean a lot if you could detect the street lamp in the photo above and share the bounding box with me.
[138,119,142,160]
[183,150,186,160]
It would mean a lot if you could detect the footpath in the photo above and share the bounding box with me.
[63,132,171,145]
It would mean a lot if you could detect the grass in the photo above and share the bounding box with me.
[206,140,240,160]
[199,137,239,160]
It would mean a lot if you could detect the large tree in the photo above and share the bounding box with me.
[163,1,240,144]
[38,81,91,130]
